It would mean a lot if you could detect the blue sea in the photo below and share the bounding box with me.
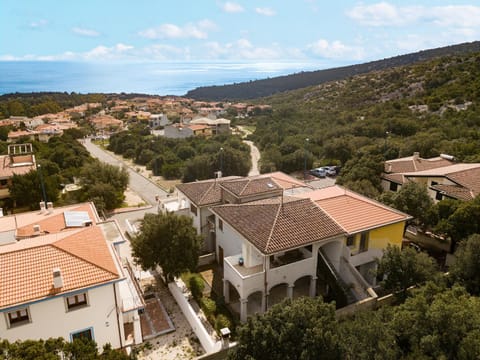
[0,61,322,96]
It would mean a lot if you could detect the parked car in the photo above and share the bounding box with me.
[309,167,326,178]
[324,166,337,177]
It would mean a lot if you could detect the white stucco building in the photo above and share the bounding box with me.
[0,203,144,349]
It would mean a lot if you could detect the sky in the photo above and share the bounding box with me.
[1,0,480,68]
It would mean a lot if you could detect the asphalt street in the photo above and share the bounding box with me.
[82,138,167,206]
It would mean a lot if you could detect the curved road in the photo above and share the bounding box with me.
[237,126,260,176]
[82,138,167,206]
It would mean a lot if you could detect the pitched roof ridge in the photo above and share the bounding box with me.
[198,181,216,204]
[311,200,349,234]
[264,202,283,252]
[342,188,411,218]
[52,228,119,277]
[239,178,253,195]
[50,242,119,278]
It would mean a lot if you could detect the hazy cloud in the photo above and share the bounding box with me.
[29,19,48,29]
[72,27,100,37]
[139,20,216,39]
[83,43,134,60]
[222,2,244,13]
[307,39,365,60]
[348,2,480,28]
[256,7,276,16]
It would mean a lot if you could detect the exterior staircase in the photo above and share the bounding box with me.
[318,249,357,306]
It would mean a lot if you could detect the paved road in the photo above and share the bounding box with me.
[237,126,260,176]
[82,138,167,206]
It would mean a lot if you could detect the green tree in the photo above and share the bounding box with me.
[229,297,342,360]
[449,234,480,295]
[9,170,59,210]
[131,212,202,282]
[78,161,129,212]
[0,337,130,360]
[376,244,439,300]
[392,181,433,226]
[391,285,480,359]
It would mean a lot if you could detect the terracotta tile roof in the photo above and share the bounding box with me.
[0,155,36,179]
[384,154,454,174]
[296,186,411,234]
[258,171,311,190]
[446,167,480,197]
[176,176,242,206]
[0,226,120,309]
[382,173,404,184]
[431,184,474,201]
[220,177,281,197]
[212,197,345,254]
[15,203,98,238]
[402,163,480,177]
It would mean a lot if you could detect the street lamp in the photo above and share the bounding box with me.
[384,131,390,158]
[304,138,310,180]
[219,147,224,176]
[37,164,47,208]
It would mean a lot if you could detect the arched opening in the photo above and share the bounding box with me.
[268,283,288,309]
[293,275,311,299]
[247,291,263,316]
[223,279,241,316]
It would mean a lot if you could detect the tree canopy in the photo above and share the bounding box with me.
[229,297,341,360]
[78,161,129,212]
[449,234,480,295]
[376,244,439,299]
[0,337,130,360]
[131,212,203,282]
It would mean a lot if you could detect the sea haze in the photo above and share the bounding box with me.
[0,61,321,96]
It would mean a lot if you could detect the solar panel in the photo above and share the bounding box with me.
[64,211,92,227]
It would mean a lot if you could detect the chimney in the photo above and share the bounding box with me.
[413,152,420,160]
[47,202,53,213]
[39,202,46,213]
[33,224,41,235]
[53,268,63,289]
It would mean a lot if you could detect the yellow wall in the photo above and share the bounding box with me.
[369,221,405,249]
[346,221,405,253]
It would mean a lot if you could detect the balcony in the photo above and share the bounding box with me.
[224,254,264,298]
[270,248,312,268]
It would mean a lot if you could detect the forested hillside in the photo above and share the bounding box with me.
[186,41,480,101]
[246,50,480,197]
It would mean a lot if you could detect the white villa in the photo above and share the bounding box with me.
[0,203,144,349]
[161,172,411,321]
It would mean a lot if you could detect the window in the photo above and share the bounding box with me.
[435,192,443,201]
[389,182,398,191]
[431,181,438,186]
[66,293,88,310]
[190,203,197,216]
[218,219,223,231]
[71,328,93,342]
[346,236,355,247]
[359,232,369,253]
[7,308,30,327]
[0,179,7,187]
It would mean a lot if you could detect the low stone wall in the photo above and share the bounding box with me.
[198,253,216,267]
[169,279,221,354]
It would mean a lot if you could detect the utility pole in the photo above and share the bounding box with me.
[304,138,309,180]
[37,164,47,207]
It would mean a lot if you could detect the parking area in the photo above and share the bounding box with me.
[305,176,336,189]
